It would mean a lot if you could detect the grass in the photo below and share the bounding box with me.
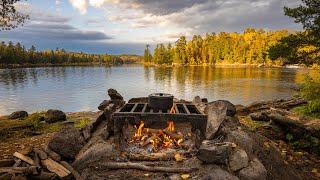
[74,118,91,128]
[238,116,267,131]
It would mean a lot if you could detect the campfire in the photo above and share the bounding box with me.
[130,120,185,152]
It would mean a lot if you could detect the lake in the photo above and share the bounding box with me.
[0,65,315,115]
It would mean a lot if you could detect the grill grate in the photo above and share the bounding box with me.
[117,103,201,114]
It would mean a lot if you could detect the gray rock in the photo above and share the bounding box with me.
[73,142,116,172]
[225,128,254,156]
[197,140,233,164]
[239,158,267,180]
[98,100,111,111]
[48,127,85,160]
[169,174,181,180]
[204,103,227,139]
[44,109,66,123]
[229,148,249,171]
[108,88,123,101]
[249,112,269,122]
[8,111,28,120]
[193,96,202,104]
[208,100,236,117]
[202,168,239,180]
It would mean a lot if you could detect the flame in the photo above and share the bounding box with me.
[170,105,176,114]
[131,119,184,151]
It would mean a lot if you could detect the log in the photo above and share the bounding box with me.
[0,159,14,167]
[41,158,70,178]
[0,166,38,175]
[34,153,41,168]
[28,172,56,180]
[44,146,61,162]
[0,173,12,180]
[13,152,35,165]
[96,162,197,173]
[162,130,184,140]
[33,148,48,160]
[127,152,174,161]
[60,161,83,180]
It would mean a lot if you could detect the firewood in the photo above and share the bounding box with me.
[33,148,48,160]
[0,166,38,175]
[128,152,174,161]
[162,130,183,140]
[13,159,22,167]
[60,161,83,180]
[96,162,197,173]
[13,152,35,166]
[41,158,70,178]
[28,172,57,180]
[0,173,12,180]
[44,146,61,162]
[34,153,41,168]
[0,159,14,167]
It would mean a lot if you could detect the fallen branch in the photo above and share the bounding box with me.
[0,159,14,167]
[33,148,48,160]
[96,162,196,173]
[44,146,61,161]
[127,152,174,161]
[13,152,35,165]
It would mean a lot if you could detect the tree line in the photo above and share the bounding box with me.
[0,41,142,66]
[144,29,291,66]
[144,0,319,67]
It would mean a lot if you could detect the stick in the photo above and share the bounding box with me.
[41,158,70,178]
[33,148,48,160]
[44,146,61,162]
[0,166,38,174]
[60,161,83,180]
[96,162,196,173]
[0,159,14,167]
[128,152,174,161]
[13,152,35,165]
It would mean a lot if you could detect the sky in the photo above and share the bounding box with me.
[0,0,302,55]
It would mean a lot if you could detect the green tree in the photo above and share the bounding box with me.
[143,44,152,63]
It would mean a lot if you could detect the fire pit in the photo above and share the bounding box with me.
[112,94,207,151]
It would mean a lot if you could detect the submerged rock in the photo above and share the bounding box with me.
[44,109,66,123]
[48,127,85,160]
[238,158,267,180]
[8,111,28,120]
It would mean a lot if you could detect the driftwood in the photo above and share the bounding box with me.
[0,159,14,167]
[127,152,174,161]
[41,158,71,178]
[96,162,196,173]
[13,152,35,165]
[33,148,48,160]
[44,146,61,162]
[0,166,38,175]
[60,161,83,180]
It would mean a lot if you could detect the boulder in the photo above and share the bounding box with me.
[8,111,28,120]
[98,100,111,111]
[249,112,269,122]
[197,140,234,164]
[193,96,202,104]
[208,100,236,117]
[238,158,267,180]
[204,103,227,139]
[108,88,123,101]
[44,109,66,123]
[202,168,239,180]
[225,128,254,156]
[229,148,249,171]
[48,127,85,160]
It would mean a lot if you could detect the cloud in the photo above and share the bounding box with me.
[69,0,88,14]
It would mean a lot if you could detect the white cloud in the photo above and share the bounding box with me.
[69,0,88,14]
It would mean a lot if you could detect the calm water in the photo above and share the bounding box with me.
[0,65,315,115]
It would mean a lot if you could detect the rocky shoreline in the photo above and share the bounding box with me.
[0,90,319,179]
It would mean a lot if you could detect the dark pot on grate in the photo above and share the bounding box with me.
[148,93,174,111]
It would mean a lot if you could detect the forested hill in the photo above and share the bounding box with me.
[0,42,142,67]
[144,28,318,66]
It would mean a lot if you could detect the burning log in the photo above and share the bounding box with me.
[96,162,197,173]
[13,152,35,166]
[41,158,71,178]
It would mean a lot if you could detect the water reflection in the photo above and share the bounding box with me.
[0,65,314,115]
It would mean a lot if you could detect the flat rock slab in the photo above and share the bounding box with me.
[229,148,249,171]
[239,158,267,180]
[197,140,234,164]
